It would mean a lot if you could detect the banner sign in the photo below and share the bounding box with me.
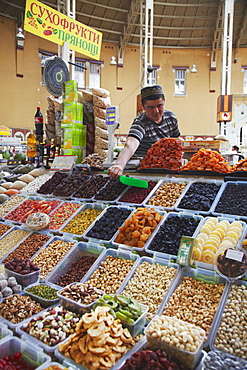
[24,0,102,60]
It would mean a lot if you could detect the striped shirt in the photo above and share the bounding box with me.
[128,110,180,157]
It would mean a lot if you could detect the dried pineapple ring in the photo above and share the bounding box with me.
[196,237,206,246]
[200,226,212,236]
[203,244,217,254]
[242,239,247,246]
[204,220,216,231]
[225,230,239,241]
[201,250,215,264]
[230,221,242,229]
[206,217,218,225]
[227,226,242,237]
[197,232,209,242]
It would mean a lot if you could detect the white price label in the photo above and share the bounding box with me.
[226,249,244,262]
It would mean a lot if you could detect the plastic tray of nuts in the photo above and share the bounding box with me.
[46,242,106,289]
[208,279,247,360]
[1,229,53,266]
[202,349,247,369]
[82,205,135,245]
[0,225,32,263]
[58,282,105,315]
[0,194,27,220]
[175,178,224,216]
[118,255,181,322]
[30,236,77,282]
[60,202,107,238]
[142,177,191,211]
[144,211,204,260]
[157,266,230,349]
[80,248,140,295]
[15,304,82,356]
[145,315,206,369]
[0,292,47,332]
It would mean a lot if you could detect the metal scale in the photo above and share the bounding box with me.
[103,106,140,169]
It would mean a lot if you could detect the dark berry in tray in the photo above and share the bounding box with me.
[177,182,220,211]
[214,182,247,216]
[85,206,132,240]
[148,215,200,255]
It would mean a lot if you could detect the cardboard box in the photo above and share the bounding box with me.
[181,140,228,152]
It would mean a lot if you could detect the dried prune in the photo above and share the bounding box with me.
[148,215,200,255]
[85,206,132,241]
[214,183,247,216]
[177,182,220,211]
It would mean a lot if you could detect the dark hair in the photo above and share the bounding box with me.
[141,93,165,106]
[232,145,239,151]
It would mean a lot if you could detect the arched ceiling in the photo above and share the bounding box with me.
[1,0,247,53]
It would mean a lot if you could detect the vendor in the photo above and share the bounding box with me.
[107,84,180,178]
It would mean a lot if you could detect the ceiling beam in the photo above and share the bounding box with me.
[234,4,247,62]
[210,1,223,69]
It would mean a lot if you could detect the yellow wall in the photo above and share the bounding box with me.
[1,16,247,138]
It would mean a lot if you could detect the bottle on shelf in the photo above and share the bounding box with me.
[26,130,36,163]
[35,107,44,143]
[48,138,56,167]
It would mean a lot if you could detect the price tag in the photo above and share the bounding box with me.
[226,249,244,262]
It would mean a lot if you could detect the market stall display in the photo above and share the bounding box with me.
[0,157,247,370]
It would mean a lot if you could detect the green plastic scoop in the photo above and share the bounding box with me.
[104,170,148,188]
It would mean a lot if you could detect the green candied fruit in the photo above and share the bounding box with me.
[116,311,134,323]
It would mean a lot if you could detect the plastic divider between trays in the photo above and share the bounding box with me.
[46,242,106,289]
[111,207,167,253]
[2,195,62,226]
[0,322,13,342]
[116,179,163,208]
[80,248,140,293]
[0,336,51,369]
[60,202,108,239]
[156,266,231,350]
[175,178,225,216]
[30,236,78,283]
[210,180,247,221]
[46,199,85,233]
[208,278,247,357]
[144,211,204,260]
[142,177,192,211]
[82,205,136,246]
[193,216,247,271]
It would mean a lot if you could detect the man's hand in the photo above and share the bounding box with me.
[107,164,124,178]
